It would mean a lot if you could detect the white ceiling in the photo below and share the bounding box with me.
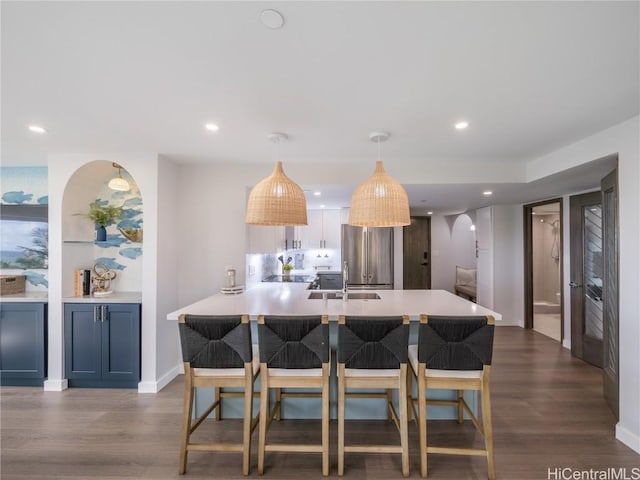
[2,2,638,213]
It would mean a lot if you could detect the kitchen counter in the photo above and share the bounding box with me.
[0,292,48,303]
[62,291,142,303]
[167,283,501,321]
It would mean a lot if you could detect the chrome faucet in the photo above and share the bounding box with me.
[342,261,349,296]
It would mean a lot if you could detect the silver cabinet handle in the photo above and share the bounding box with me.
[93,305,99,322]
[101,305,107,322]
[569,282,582,288]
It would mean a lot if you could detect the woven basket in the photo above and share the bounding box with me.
[0,275,26,295]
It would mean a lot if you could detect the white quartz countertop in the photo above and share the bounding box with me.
[167,283,501,321]
[0,291,49,303]
[62,291,142,304]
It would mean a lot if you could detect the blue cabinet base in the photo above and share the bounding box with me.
[0,377,46,387]
[64,303,140,389]
[0,303,47,387]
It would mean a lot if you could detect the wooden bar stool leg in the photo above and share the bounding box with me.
[178,371,193,474]
[275,388,282,420]
[418,372,427,478]
[481,374,496,480]
[215,387,221,421]
[457,389,464,424]
[258,370,269,475]
[406,368,413,422]
[386,388,393,421]
[399,365,409,477]
[322,364,330,476]
[338,365,346,476]
[242,375,253,476]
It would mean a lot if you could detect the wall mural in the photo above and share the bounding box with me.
[0,167,49,290]
[91,169,143,293]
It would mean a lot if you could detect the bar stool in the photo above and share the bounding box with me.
[177,314,259,475]
[256,314,330,476]
[408,314,495,479]
[337,315,411,477]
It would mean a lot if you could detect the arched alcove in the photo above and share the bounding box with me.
[61,160,143,296]
[451,213,476,270]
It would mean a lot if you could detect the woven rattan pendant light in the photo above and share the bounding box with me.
[246,133,308,226]
[349,132,410,227]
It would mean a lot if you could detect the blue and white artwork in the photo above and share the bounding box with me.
[91,167,143,292]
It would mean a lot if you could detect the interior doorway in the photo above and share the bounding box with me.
[403,216,431,289]
[524,199,563,342]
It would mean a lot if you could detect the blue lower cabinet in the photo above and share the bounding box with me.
[0,303,47,386]
[64,303,140,388]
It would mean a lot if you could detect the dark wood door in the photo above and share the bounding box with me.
[601,169,619,419]
[403,216,431,289]
[570,191,603,367]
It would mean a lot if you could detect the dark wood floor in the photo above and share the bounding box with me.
[2,327,638,479]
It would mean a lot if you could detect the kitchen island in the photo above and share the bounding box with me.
[167,283,500,421]
[166,282,501,321]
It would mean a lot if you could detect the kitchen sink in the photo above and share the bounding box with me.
[307,292,381,300]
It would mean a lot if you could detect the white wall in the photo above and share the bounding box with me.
[492,205,524,326]
[429,215,454,291]
[527,115,640,453]
[154,156,180,390]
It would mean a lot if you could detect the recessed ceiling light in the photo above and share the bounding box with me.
[483,190,493,196]
[28,125,46,134]
[320,204,326,209]
[532,212,537,215]
[205,123,219,132]
[260,9,284,29]
[455,121,469,130]
[470,224,476,231]
[427,211,433,215]
[314,191,321,196]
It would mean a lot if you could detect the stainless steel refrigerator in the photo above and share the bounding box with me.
[341,224,394,289]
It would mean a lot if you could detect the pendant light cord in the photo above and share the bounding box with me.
[377,136,381,161]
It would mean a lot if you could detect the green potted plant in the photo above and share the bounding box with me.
[282,263,294,276]
[84,201,122,241]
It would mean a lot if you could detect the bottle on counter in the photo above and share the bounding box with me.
[225,267,236,288]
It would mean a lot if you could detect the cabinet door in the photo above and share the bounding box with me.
[64,304,101,380]
[0,303,47,385]
[101,304,140,382]
[322,210,342,250]
[247,225,286,253]
[300,210,323,249]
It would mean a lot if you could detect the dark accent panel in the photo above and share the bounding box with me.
[258,316,328,368]
[64,304,101,380]
[179,314,251,368]
[0,303,47,386]
[418,316,494,370]
[338,316,408,369]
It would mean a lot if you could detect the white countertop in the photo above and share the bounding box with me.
[0,291,49,303]
[167,283,501,321]
[62,291,142,304]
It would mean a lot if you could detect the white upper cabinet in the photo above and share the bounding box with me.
[299,209,341,250]
[247,225,286,253]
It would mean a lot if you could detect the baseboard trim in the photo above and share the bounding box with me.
[44,379,68,391]
[616,423,640,453]
[137,364,181,394]
[562,339,571,350]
